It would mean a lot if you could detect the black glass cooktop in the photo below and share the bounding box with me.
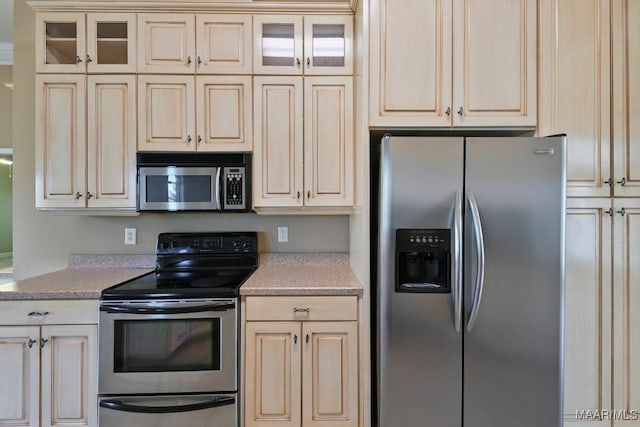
[101,232,258,300]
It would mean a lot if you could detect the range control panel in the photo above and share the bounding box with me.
[156,232,257,255]
[223,167,246,210]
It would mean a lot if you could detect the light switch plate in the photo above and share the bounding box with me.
[125,228,137,245]
[278,226,288,243]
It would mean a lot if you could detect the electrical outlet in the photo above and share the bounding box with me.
[124,228,137,245]
[277,226,288,243]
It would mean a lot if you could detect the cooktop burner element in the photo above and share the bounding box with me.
[101,232,258,300]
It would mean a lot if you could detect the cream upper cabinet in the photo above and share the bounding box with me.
[138,14,252,74]
[253,76,353,209]
[244,296,359,427]
[370,0,535,128]
[138,75,251,152]
[613,199,640,426]
[564,199,613,426]
[254,15,352,75]
[36,12,136,73]
[538,0,611,198]
[0,326,40,427]
[36,74,136,210]
[612,0,640,197]
[0,300,98,427]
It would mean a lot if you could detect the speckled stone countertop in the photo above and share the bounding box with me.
[240,253,363,296]
[0,268,153,300]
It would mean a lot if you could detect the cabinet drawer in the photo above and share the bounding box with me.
[0,300,99,325]
[245,296,357,321]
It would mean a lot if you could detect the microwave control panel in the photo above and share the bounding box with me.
[223,167,246,210]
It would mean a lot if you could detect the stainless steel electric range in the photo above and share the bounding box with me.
[98,231,257,427]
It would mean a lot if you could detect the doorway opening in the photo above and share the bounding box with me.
[0,148,12,285]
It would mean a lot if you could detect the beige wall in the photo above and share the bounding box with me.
[0,65,11,149]
[12,0,349,280]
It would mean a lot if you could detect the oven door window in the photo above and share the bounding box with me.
[113,319,221,372]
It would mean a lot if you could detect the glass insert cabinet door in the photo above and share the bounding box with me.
[36,12,136,73]
[254,15,353,75]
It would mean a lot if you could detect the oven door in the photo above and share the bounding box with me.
[99,394,237,427]
[138,166,221,211]
[99,299,237,394]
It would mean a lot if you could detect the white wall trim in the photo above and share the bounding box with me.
[0,43,13,65]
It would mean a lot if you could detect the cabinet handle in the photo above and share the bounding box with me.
[75,192,83,200]
[294,334,298,344]
[457,107,464,116]
[197,56,202,65]
[305,334,309,344]
[197,135,202,146]
[306,57,310,67]
[28,311,49,317]
[605,208,614,217]
[445,107,451,117]
[40,338,49,348]
[296,57,301,66]
[76,55,82,64]
[28,338,37,348]
[307,190,310,199]
[86,54,93,63]
[293,307,310,313]
[618,208,626,216]
[618,177,627,186]
[296,191,300,199]
[187,135,192,145]
[604,178,613,186]
[187,56,192,65]
[87,192,93,200]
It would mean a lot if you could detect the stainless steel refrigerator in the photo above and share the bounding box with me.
[374,135,566,427]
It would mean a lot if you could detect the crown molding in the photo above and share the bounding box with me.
[0,43,12,65]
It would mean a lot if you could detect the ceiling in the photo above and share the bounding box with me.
[0,0,12,43]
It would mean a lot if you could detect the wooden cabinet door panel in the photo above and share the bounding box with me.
[564,199,613,426]
[138,14,195,73]
[303,15,353,75]
[253,15,303,75]
[196,76,252,152]
[41,325,98,427]
[302,322,358,427]
[539,0,611,197]
[369,0,452,127]
[138,75,196,151]
[304,77,353,207]
[196,14,252,74]
[453,0,536,126]
[612,0,640,197]
[245,322,301,427]
[36,13,86,74]
[253,76,303,207]
[87,75,136,208]
[35,75,86,209]
[0,326,40,427]
[86,13,136,73]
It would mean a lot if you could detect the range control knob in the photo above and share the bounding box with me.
[171,241,179,248]
[242,241,250,249]
[232,240,240,248]
[160,241,169,250]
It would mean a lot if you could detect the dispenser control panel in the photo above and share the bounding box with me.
[395,229,451,293]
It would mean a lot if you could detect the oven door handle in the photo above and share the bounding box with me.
[99,396,235,414]
[99,302,236,314]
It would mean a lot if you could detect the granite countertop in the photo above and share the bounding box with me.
[0,268,153,300]
[240,253,363,296]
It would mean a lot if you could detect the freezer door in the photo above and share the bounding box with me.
[377,136,464,427]
[463,137,565,427]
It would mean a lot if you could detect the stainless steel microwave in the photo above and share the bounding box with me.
[137,153,251,212]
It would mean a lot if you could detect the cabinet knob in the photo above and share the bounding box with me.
[86,54,93,63]
[306,57,310,67]
[618,207,626,216]
[457,107,464,116]
[197,56,202,66]
[76,56,82,64]
[87,192,93,200]
[197,135,202,146]
[617,177,627,186]
[296,57,301,66]
[604,178,613,186]
[187,135,192,145]
[445,107,451,117]
[40,338,49,348]
[75,192,83,200]
[28,338,37,348]
[187,56,192,65]
[605,208,614,217]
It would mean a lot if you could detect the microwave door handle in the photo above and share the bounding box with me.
[99,302,236,314]
[100,396,235,414]
[215,167,222,210]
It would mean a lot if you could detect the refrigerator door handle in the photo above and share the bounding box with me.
[467,191,486,332]
[452,190,463,333]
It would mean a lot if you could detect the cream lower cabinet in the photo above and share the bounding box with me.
[253,76,353,209]
[35,74,136,210]
[0,300,98,427]
[244,296,358,427]
[369,0,536,127]
[138,75,252,152]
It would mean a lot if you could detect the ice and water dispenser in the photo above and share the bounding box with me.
[395,229,451,293]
